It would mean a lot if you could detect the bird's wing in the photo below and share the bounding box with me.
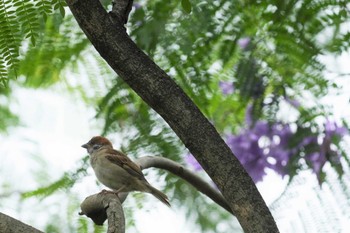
[105,149,145,180]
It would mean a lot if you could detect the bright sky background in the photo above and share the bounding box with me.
[1,43,350,233]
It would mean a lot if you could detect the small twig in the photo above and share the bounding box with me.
[135,156,234,215]
[109,0,134,24]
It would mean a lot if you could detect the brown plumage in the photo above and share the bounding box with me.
[82,136,170,207]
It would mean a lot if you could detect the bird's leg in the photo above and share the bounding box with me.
[114,185,126,194]
[99,186,127,196]
[100,189,114,195]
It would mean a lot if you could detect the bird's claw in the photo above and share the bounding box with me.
[100,189,119,196]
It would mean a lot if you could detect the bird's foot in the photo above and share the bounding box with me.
[100,189,119,196]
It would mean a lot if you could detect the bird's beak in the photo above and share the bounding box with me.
[81,143,88,149]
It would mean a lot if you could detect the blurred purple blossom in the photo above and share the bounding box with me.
[183,114,348,184]
[325,119,348,138]
[245,104,253,127]
[304,119,347,182]
[254,121,270,137]
[285,96,301,108]
[133,2,142,9]
[226,132,267,183]
[219,81,234,95]
[268,124,294,177]
[237,37,250,49]
[226,121,294,182]
[185,153,202,171]
[299,136,318,147]
[306,152,326,176]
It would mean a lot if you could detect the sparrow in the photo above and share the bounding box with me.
[82,136,170,207]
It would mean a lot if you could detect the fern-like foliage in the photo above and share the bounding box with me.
[13,0,39,46]
[0,0,20,83]
[0,55,8,85]
[21,155,89,199]
[0,101,19,131]
[18,15,89,87]
[52,0,66,17]
[34,0,52,21]
[0,0,67,86]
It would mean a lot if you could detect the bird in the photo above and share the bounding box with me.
[81,136,170,207]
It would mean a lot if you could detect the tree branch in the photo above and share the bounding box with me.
[79,156,234,229]
[136,156,234,215]
[66,0,279,232]
[109,0,133,24]
[79,191,126,232]
[0,212,43,233]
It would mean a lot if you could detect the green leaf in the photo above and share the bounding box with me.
[181,0,192,14]
[59,6,65,17]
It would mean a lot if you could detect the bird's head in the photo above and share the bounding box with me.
[82,136,113,155]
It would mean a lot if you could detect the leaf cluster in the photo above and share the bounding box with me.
[0,0,67,86]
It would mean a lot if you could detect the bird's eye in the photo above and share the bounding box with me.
[93,144,101,150]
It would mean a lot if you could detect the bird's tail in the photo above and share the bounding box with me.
[146,184,171,207]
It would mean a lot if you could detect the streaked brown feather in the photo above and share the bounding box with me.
[105,149,144,180]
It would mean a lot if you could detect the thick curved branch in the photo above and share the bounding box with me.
[136,156,233,215]
[109,0,133,24]
[66,0,279,232]
[80,191,126,233]
[0,212,43,233]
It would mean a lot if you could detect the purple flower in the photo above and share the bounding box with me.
[299,136,318,147]
[253,121,270,137]
[302,120,347,182]
[226,121,296,182]
[237,37,250,49]
[322,119,347,164]
[245,104,253,127]
[219,81,234,95]
[133,2,142,9]
[306,152,326,175]
[321,119,346,162]
[267,124,294,176]
[184,153,202,171]
[325,119,348,138]
[226,131,269,183]
[285,96,300,108]
[271,124,292,147]
[268,146,293,177]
